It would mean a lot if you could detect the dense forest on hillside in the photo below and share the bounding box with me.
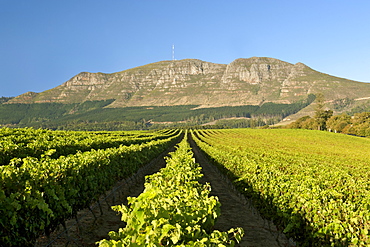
[0,95,315,130]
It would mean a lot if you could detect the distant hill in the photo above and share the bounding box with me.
[3,57,370,130]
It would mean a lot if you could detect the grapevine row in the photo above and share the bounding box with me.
[98,134,244,246]
[0,127,177,165]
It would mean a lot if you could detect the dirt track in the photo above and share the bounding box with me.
[36,137,295,247]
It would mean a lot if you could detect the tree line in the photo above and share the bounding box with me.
[286,93,370,137]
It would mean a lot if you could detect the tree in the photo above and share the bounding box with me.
[343,112,370,136]
[314,93,333,130]
[326,114,351,133]
[287,116,311,129]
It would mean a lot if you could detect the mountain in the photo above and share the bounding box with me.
[3,57,370,130]
[8,57,370,108]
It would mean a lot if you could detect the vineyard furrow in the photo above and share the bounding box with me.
[35,136,181,246]
[97,133,244,246]
[35,133,295,247]
[188,134,294,247]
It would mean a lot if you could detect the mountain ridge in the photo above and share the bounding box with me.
[8,57,370,109]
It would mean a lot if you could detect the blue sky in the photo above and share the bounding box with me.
[1,0,370,97]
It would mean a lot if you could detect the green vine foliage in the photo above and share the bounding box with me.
[0,128,181,246]
[97,135,244,246]
[0,127,177,166]
[192,129,370,246]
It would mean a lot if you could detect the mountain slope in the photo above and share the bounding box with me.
[9,57,370,108]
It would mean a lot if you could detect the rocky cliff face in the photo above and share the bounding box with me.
[9,57,370,107]
[221,57,293,84]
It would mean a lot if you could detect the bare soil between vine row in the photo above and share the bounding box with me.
[36,137,295,247]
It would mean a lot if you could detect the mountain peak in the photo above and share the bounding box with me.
[294,62,310,69]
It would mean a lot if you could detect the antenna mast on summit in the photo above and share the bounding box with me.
[172,44,175,61]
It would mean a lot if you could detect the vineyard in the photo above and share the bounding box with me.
[98,134,243,246]
[1,127,370,246]
[192,129,370,246]
[0,128,181,246]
